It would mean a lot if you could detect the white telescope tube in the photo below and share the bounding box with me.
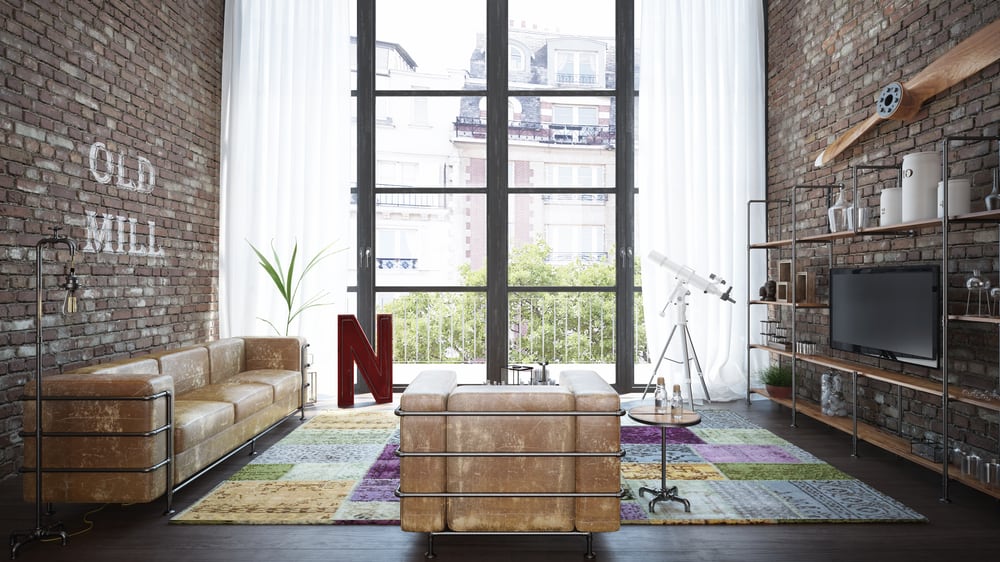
[648,250,735,303]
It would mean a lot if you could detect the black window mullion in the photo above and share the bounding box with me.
[485,0,509,382]
[616,0,636,392]
[355,0,376,393]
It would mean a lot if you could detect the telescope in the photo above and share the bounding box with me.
[648,250,735,303]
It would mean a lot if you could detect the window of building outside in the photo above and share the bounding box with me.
[352,0,640,390]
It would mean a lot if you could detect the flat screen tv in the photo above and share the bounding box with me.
[829,265,941,368]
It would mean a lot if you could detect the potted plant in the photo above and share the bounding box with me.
[248,239,342,336]
[758,363,793,400]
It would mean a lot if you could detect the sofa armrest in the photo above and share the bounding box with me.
[558,369,622,532]
[397,370,457,532]
[242,336,307,372]
[22,372,174,433]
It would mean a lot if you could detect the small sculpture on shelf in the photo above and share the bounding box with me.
[821,372,848,417]
[985,169,1000,211]
[758,279,777,301]
[827,187,849,232]
[965,269,991,316]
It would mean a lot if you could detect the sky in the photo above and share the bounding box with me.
[359,0,618,73]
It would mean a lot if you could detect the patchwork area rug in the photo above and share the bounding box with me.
[170,407,926,525]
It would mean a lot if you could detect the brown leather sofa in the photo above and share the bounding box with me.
[396,369,623,555]
[21,336,306,511]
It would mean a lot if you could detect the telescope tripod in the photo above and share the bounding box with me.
[641,283,711,409]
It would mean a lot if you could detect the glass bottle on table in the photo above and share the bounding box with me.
[654,377,667,414]
[670,384,683,419]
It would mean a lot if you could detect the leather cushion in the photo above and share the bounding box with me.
[229,369,300,400]
[206,338,245,384]
[156,347,211,395]
[173,400,235,453]
[179,382,273,422]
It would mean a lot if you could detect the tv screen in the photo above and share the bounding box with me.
[829,265,941,367]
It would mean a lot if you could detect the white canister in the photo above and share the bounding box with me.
[901,151,940,222]
[880,187,902,226]
[937,178,972,217]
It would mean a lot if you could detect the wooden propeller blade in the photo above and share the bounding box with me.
[815,18,1000,167]
[904,18,1000,105]
[814,113,883,167]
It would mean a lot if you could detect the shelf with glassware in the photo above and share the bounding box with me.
[746,184,841,415]
[747,150,1000,500]
[939,134,1000,500]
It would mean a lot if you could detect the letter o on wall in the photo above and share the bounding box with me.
[89,142,113,184]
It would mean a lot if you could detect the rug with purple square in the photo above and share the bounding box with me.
[171,408,926,525]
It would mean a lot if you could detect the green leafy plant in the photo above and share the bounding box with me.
[758,363,793,387]
[248,239,342,336]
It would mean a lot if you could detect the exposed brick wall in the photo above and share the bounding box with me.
[0,0,224,479]
[766,1,1000,456]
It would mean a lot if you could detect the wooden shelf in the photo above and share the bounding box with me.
[951,390,1000,411]
[796,231,855,243]
[753,392,1000,500]
[794,354,944,396]
[748,300,827,308]
[949,314,1000,325]
[751,346,1000,413]
[857,218,942,235]
[749,239,792,249]
[749,344,793,358]
[746,187,1000,503]
[948,209,1000,223]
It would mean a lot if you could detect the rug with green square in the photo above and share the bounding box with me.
[170,407,926,525]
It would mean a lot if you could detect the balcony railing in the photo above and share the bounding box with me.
[555,73,598,85]
[454,117,615,147]
[378,292,641,365]
[376,257,418,270]
[546,251,609,263]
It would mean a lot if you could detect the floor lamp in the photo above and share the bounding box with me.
[10,228,79,559]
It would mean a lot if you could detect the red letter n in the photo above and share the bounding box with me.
[337,314,393,407]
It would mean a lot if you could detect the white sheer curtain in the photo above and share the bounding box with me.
[219,0,352,392]
[637,0,766,402]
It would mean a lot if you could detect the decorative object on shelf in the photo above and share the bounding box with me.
[795,340,817,355]
[987,169,1000,211]
[795,271,816,303]
[949,441,967,469]
[846,203,869,230]
[901,151,940,222]
[982,459,1000,489]
[937,177,971,217]
[821,372,848,417]
[758,364,793,399]
[880,185,902,226]
[962,449,982,478]
[910,438,944,463]
[776,260,793,302]
[991,287,1000,317]
[759,319,779,337]
[827,187,849,232]
[813,18,1000,167]
[961,387,1000,401]
[964,269,991,316]
[770,325,790,349]
[758,279,777,301]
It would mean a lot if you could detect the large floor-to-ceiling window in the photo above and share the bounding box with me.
[349,0,642,391]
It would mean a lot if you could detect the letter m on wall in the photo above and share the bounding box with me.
[337,314,393,407]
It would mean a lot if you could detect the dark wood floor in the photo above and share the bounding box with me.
[3,396,999,562]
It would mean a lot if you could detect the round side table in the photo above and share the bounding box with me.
[626,405,702,513]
